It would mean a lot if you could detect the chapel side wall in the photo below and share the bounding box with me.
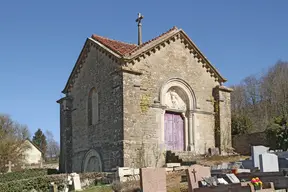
[69,43,124,172]
[123,38,220,167]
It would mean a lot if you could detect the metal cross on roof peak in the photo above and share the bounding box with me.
[136,13,144,25]
[136,13,144,45]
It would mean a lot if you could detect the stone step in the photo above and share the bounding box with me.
[165,163,181,168]
[166,150,201,165]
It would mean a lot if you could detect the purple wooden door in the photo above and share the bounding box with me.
[164,113,184,151]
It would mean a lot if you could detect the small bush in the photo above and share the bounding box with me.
[0,168,58,183]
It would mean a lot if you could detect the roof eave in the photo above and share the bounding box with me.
[62,38,90,94]
[122,29,227,84]
[179,30,227,83]
[88,37,123,58]
[62,38,124,94]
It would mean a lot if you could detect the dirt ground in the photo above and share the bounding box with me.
[84,155,248,192]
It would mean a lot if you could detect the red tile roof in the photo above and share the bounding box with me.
[128,26,178,54]
[91,34,137,55]
[91,26,178,56]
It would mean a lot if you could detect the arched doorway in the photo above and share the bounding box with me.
[82,149,102,172]
[160,78,197,151]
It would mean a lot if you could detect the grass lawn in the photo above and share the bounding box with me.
[82,185,112,192]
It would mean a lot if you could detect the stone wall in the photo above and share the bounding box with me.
[232,131,268,155]
[122,38,221,167]
[66,43,124,172]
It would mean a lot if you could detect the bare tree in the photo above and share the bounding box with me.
[231,60,288,134]
[0,114,30,172]
[45,130,60,161]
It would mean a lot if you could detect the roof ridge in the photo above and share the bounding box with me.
[91,34,137,46]
[127,26,178,55]
[90,26,178,56]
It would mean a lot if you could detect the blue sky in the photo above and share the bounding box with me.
[1,0,288,142]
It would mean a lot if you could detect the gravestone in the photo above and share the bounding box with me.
[38,158,44,168]
[260,153,279,172]
[225,174,240,183]
[252,145,269,169]
[70,173,82,191]
[279,157,288,169]
[5,161,14,173]
[240,159,253,169]
[49,182,58,192]
[140,168,166,192]
[186,164,211,192]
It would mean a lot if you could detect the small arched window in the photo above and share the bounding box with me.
[88,88,99,125]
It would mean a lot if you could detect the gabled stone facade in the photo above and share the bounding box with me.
[57,27,232,173]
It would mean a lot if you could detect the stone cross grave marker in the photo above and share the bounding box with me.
[140,167,166,192]
[260,153,279,172]
[186,164,211,192]
[5,161,14,173]
[252,145,269,169]
[21,164,26,169]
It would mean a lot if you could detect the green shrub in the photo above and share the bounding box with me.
[265,115,288,150]
[0,174,66,192]
[0,171,109,192]
[0,168,58,183]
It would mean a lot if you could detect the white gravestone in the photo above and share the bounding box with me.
[252,145,269,169]
[225,174,240,183]
[70,173,82,191]
[260,153,279,172]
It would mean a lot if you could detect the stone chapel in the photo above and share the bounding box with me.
[57,18,232,173]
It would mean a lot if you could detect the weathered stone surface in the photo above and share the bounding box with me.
[140,168,166,192]
[59,46,124,172]
[58,29,232,172]
[122,39,231,167]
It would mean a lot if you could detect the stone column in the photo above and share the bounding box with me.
[192,112,196,152]
[160,110,165,148]
[188,111,194,151]
[182,112,188,151]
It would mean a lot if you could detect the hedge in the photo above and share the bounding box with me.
[0,168,58,183]
[0,174,66,192]
[0,172,110,192]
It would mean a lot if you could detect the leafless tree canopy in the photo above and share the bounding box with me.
[231,61,288,134]
[45,130,60,161]
[0,114,31,172]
